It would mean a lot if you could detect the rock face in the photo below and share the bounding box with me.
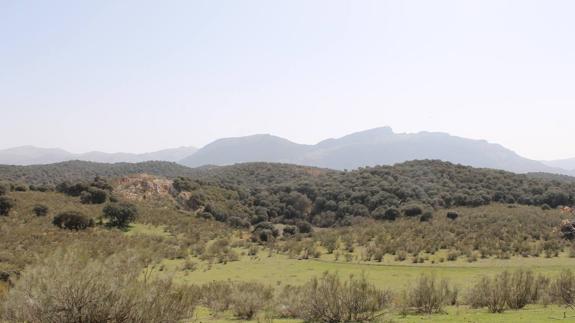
[114,174,177,202]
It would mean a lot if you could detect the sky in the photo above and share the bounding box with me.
[1,0,574,160]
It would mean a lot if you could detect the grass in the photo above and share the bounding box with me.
[157,246,575,291]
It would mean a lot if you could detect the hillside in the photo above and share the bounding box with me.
[0,160,199,185]
[180,127,570,175]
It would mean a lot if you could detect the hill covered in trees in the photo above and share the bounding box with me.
[0,160,199,185]
[170,160,575,229]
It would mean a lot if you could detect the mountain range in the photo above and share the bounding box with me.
[1,127,573,176]
[0,146,197,165]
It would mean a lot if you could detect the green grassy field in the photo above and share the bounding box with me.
[154,243,575,291]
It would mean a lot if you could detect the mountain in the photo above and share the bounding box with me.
[0,146,197,165]
[180,134,313,167]
[543,158,575,172]
[180,127,572,175]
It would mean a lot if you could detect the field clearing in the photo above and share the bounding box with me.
[155,247,575,291]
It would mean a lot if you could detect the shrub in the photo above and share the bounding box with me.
[199,281,233,312]
[276,285,305,318]
[403,275,454,314]
[32,204,49,217]
[300,272,391,323]
[373,208,399,221]
[0,183,9,196]
[103,203,138,228]
[252,222,280,242]
[228,216,250,229]
[0,196,15,216]
[283,225,297,236]
[403,206,423,217]
[229,282,274,320]
[446,212,459,220]
[80,188,108,204]
[52,211,93,230]
[506,270,537,310]
[549,270,575,307]
[1,248,195,323]
[420,211,433,222]
[296,220,313,234]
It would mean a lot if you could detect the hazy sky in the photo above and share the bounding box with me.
[1,0,574,160]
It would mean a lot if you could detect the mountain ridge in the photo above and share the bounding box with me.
[180,127,573,175]
[0,146,197,165]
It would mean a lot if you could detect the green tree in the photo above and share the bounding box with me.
[103,203,138,228]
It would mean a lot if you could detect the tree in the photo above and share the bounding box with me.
[103,203,138,228]
[52,211,93,230]
[0,196,15,216]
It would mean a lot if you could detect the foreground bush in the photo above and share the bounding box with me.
[297,272,391,323]
[230,282,274,320]
[467,270,542,313]
[402,275,456,314]
[199,281,273,320]
[1,248,195,323]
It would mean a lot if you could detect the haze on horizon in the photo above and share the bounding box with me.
[1,0,574,160]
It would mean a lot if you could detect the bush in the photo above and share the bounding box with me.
[252,222,279,242]
[403,206,423,217]
[103,203,138,228]
[296,221,313,234]
[420,211,433,222]
[550,270,575,307]
[229,282,274,320]
[373,207,399,221]
[283,225,297,236]
[199,281,233,312]
[52,211,93,230]
[446,212,459,220]
[1,248,195,323]
[0,183,9,196]
[402,275,454,314]
[0,196,15,216]
[32,204,49,217]
[300,272,391,323]
[80,188,108,204]
[466,270,538,313]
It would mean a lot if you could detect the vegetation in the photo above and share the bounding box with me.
[103,203,138,228]
[2,160,575,321]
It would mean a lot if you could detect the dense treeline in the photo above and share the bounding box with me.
[173,160,575,229]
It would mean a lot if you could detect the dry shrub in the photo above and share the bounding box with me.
[402,275,455,314]
[549,269,575,307]
[467,270,540,313]
[229,282,274,320]
[299,272,391,323]
[1,248,195,323]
